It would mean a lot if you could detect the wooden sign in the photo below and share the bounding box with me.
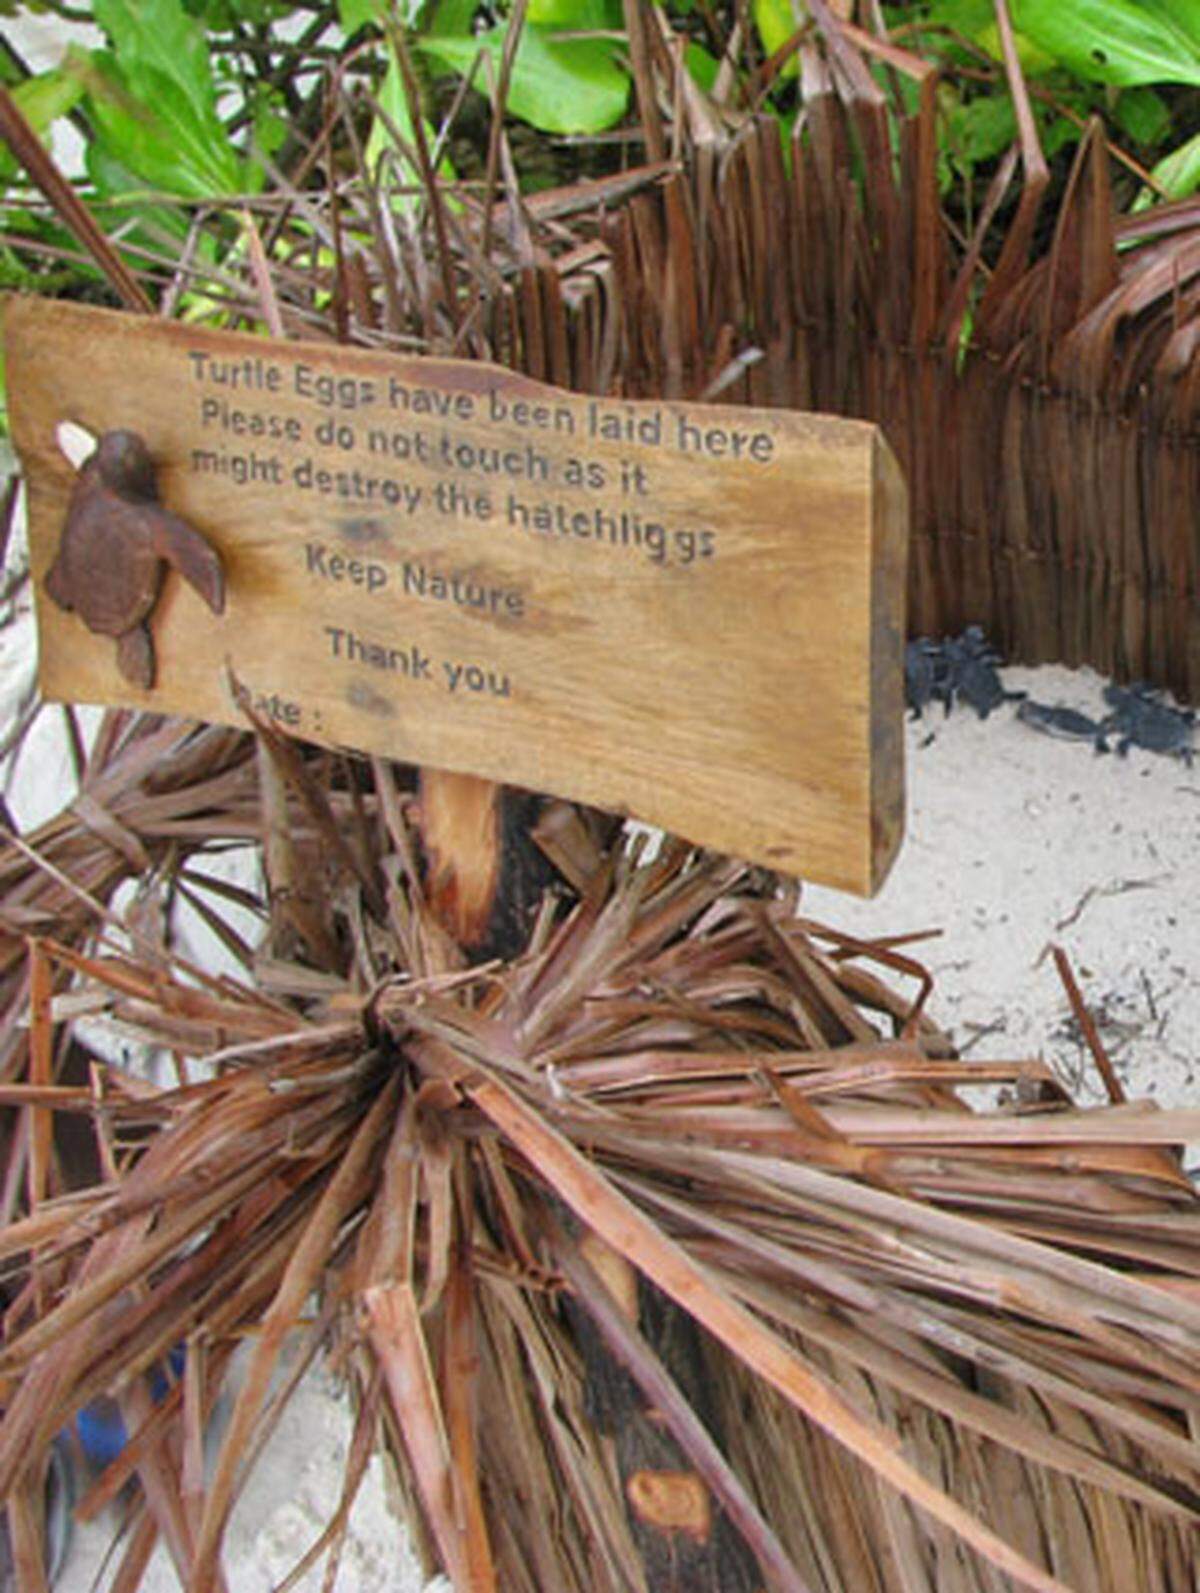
[3,297,907,894]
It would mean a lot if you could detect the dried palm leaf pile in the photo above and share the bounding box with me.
[4,1,1200,1589]
[0,713,1199,1592]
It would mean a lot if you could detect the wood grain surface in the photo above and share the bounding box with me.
[3,296,907,893]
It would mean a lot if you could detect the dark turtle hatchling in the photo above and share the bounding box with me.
[942,625,1025,719]
[904,637,949,718]
[1101,682,1195,765]
[1016,699,1110,752]
[44,429,225,689]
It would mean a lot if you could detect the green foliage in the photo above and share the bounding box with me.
[918,0,1200,84]
[342,0,628,134]
[1143,127,1200,203]
[2,0,263,213]
[527,0,614,27]
[944,88,1017,166]
[416,23,629,135]
[752,0,803,77]
[0,64,83,185]
[0,0,1197,434]
[88,0,257,196]
[914,0,1200,200]
[2,0,1199,274]
[683,39,720,94]
[913,0,1200,85]
[182,0,291,21]
[339,0,388,31]
[365,39,456,206]
[1112,85,1171,146]
[1012,0,1200,88]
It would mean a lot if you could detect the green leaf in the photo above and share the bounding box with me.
[94,0,224,142]
[182,0,289,21]
[416,24,629,135]
[920,0,993,32]
[1011,0,1200,86]
[923,0,1055,71]
[83,49,245,198]
[1113,85,1170,145]
[342,0,428,26]
[1041,112,1082,158]
[683,40,719,94]
[366,44,409,175]
[949,92,1017,164]
[250,85,289,161]
[90,0,248,194]
[338,0,385,30]
[84,139,195,253]
[971,19,1058,73]
[0,66,85,187]
[527,0,619,27]
[1144,128,1200,203]
[1138,0,1200,52]
[365,40,456,203]
[427,0,478,35]
[752,0,804,76]
[12,67,85,137]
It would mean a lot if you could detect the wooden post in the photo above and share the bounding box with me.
[417,769,764,1589]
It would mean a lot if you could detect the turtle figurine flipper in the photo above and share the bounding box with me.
[116,623,156,692]
[150,506,225,616]
[44,429,225,691]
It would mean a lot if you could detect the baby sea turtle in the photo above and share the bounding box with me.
[942,626,1025,719]
[1101,682,1195,765]
[44,429,225,690]
[904,638,948,718]
[1016,699,1110,751]
[904,625,1024,720]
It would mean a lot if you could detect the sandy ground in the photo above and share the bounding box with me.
[54,1355,440,1593]
[809,665,1200,1129]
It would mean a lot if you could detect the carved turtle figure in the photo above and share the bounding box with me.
[44,429,225,690]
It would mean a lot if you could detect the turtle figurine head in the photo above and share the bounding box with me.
[44,427,225,691]
[91,428,158,501]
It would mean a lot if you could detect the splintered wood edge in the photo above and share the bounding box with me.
[869,429,908,894]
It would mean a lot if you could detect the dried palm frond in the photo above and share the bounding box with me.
[1,754,1199,1590]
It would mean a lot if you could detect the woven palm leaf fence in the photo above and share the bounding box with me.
[593,18,1200,701]
[2,2,1200,1590]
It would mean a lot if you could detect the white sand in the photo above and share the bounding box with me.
[55,1359,440,1593]
[807,666,1200,1134]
